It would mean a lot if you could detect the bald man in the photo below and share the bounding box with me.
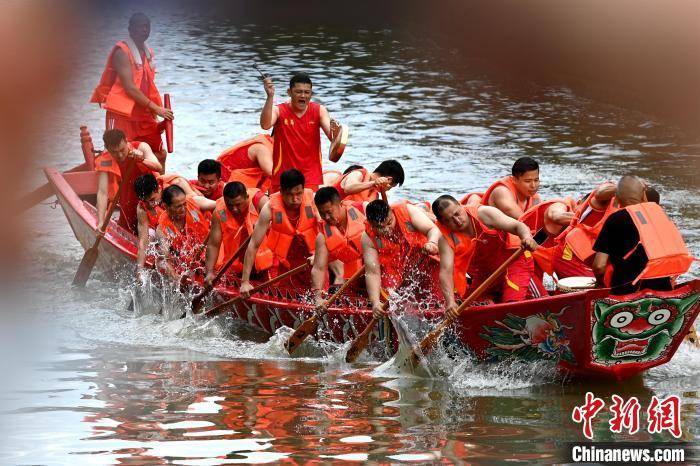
[592,175,673,294]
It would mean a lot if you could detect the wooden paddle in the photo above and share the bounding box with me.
[345,289,392,363]
[191,229,250,314]
[285,265,366,355]
[202,261,311,319]
[409,248,525,366]
[72,158,137,287]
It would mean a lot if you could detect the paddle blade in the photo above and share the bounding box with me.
[285,315,319,355]
[191,286,211,314]
[345,317,377,363]
[72,246,99,287]
[417,325,446,359]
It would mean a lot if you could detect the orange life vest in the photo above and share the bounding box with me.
[139,200,164,229]
[438,205,500,296]
[321,201,366,277]
[621,202,694,284]
[561,191,620,264]
[90,41,162,118]
[156,173,204,196]
[365,202,428,289]
[481,176,541,214]
[266,189,319,266]
[460,192,484,206]
[333,167,378,202]
[157,198,210,262]
[214,188,273,272]
[515,198,576,274]
[190,179,225,201]
[219,134,274,191]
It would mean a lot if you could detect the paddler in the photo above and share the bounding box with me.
[155,185,213,280]
[134,173,216,271]
[550,181,618,279]
[190,160,226,201]
[239,169,320,296]
[90,13,173,166]
[431,195,539,310]
[219,134,274,192]
[96,129,162,233]
[481,157,541,219]
[310,187,367,304]
[362,199,442,320]
[592,176,693,294]
[260,73,342,193]
[203,181,272,287]
[331,160,405,202]
[480,157,550,296]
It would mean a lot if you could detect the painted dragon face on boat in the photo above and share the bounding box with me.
[592,294,699,364]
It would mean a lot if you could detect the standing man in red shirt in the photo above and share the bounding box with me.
[91,13,173,168]
[260,73,341,193]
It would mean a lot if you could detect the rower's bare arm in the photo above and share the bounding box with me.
[592,252,609,287]
[155,228,178,279]
[112,48,172,119]
[136,142,163,172]
[341,170,374,195]
[491,186,524,219]
[241,204,272,284]
[249,143,273,176]
[311,234,329,293]
[255,194,270,211]
[478,206,536,250]
[362,233,382,309]
[260,78,278,129]
[590,181,617,209]
[136,205,150,268]
[546,202,574,226]
[204,215,223,280]
[438,236,457,309]
[96,172,111,227]
[191,196,216,211]
[170,176,198,197]
[407,203,441,252]
[319,105,334,141]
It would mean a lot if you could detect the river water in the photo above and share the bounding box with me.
[4,2,700,464]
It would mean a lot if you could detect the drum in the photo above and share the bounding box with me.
[556,276,597,293]
[329,124,349,162]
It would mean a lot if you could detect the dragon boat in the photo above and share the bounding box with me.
[42,126,700,381]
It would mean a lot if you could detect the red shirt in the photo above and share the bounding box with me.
[271,102,322,191]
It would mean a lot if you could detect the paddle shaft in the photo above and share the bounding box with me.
[285,265,366,355]
[72,157,137,287]
[253,64,268,80]
[416,248,524,358]
[345,254,424,363]
[191,228,249,313]
[203,261,311,318]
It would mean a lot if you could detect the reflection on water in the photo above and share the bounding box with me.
[9,1,700,463]
[3,341,698,464]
